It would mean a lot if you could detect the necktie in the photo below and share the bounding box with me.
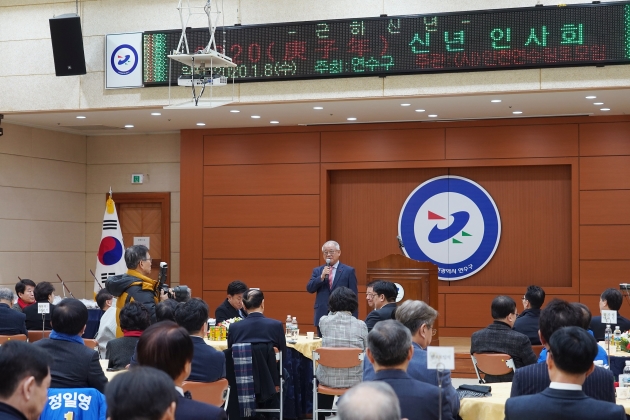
[329,266,335,289]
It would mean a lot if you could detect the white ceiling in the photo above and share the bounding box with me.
[4,88,629,136]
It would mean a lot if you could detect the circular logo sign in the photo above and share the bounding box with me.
[394,282,405,303]
[398,176,501,281]
[98,236,123,266]
[111,44,139,76]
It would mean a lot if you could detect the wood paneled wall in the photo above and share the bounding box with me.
[181,116,630,335]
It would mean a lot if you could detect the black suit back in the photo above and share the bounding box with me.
[176,395,227,420]
[0,303,27,336]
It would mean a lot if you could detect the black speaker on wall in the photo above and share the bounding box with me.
[49,14,86,76]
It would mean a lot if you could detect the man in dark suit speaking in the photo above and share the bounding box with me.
[505,326,625,420]
[307,241,358,335]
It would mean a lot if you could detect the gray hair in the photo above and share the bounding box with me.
[321,241,340,252]
[368,320,412,367]
[0,288,15,302]
[337,382,400,420]
[395,300,438,335]
[125,245,149,269]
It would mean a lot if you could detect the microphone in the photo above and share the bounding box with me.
[397,235,405,253]
[324,258,331,281]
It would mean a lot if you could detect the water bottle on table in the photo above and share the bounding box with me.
[605,324,612,349]
[614,325,622,350]
[285,315,292,337]
[292,316,299,341]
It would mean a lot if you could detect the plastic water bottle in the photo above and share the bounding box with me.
[623,361,630,388]
[292,316,299,340]
[285,315,292,337]
[615,325,622,350]
[605,324,613,348]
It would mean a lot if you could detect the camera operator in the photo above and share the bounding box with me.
[106,245,166,336]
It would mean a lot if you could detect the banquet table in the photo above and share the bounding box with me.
[204,335,322,359]
[100,359,124,381]
[459,382,630,420]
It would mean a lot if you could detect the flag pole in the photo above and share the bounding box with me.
[90,269,104,290]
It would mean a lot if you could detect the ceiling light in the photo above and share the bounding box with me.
[76,116,86,119]
[347,117,357,121]
[401,103,411,107]
[313,106,324,110]
[196,123,206,126]
[270,121,279,124]
[151,112,161,116]
[512,111,523,115]
[415,109,425,113]
[230,110,240,113]
[124,124,134,128]
[251,115,261,119]
[600,108,611,111]
[491,99,502,103]
[585,96,596,99]
[428,114,438,118]
[593,102,604,105]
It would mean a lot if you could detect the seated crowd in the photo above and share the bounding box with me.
[2,269,629,420]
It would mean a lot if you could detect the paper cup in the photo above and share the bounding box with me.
[307,331,314,340]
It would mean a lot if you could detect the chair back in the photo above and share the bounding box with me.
[532,345,544,358]
[471,353,514,383]
[0,334,27,345]
[313,347,364,369]
[83,338,98,349]
[28,330,51,342]
[182,379,230,407]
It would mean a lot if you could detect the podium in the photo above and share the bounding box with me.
[366,254,440,344]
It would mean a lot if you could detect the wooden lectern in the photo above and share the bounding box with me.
[366,254,440,344]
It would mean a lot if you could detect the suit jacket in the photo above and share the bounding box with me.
[188,336,226,382]
[510,361,616,402]
[590,314,630,340]
[372,369,454,420]
[33,337,108,393]
[0,303,27,336]
[363,342,460,418]
[106,336,139,370]
[0,401,26,420]
[176,394,227,420]
[306,262,358,326]
[24,302,54,330]
[227,312,286,353]
[513,308,541,345]
[214,299,247,324]
[470,321,537,382]
[365,302,397,332]
[505,387,625,420]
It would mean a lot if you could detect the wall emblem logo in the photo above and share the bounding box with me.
[398,176,501,280]
[110,44,138,76]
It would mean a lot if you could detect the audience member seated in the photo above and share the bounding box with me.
[365,281,377,312]
[107,302,151,370]
[366,320,453,420]
[316,287,368,419]
[364,281,398,332]
[364,300,459,418]
[94,289,116,358]
[336,382,401,420]
[227,289,286,352]
[24,282,56,331]
[514,285,545,345]
[12,279,36,313]
[175,298,225,382]
[32,299,108,393]
[590,288,630,340]
[511,298,615,402]
[215,280,248,324]
[0,288,27,337]
[470,296,536,382]
[505,326,625,420]
[0,341,52,420]
[156,299,179,322]
[136,321,227,420]
[106,366,178,420]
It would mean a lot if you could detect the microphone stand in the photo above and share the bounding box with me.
[56,274,75,299]
[396,236,405,255]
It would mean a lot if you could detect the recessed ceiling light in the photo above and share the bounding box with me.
[512,111,523,115]
[428,114,438,118]
[270,121,279,124]
[491,99,502,103]
[196,123,206,126]
[151,112,161,116]
[124,124,134,128]
[401,103,411,107]
[347,117,357,121]
[76,116,86,119]
[251,115,261,119]
[313,106,324,110]
[585,96,596,99]
[230,110,240,113]
[415,109,425,113]
[601,108,611,111]
[593,102,604,105]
